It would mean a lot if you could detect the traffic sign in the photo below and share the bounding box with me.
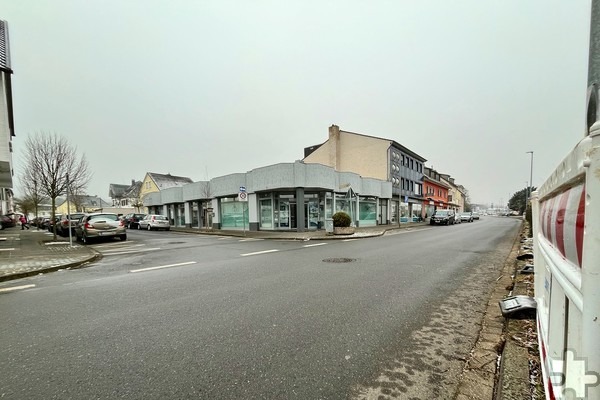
[238,192,248,201]
[239,186,246,192]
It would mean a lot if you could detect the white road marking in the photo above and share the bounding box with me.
[130,261,197,273]
[239,238,264,242]
[342,239,358,242]
[217,237,233,240]
[240,249,279,257]
[0,284,36,293]
[0,248,16,251]
[93,241,137,248]
[303,243,327,248]
[102,247,161,256]
[0,238,6,241]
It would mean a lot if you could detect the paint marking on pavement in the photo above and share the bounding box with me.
[0,248,16,251]
[303,243,327,248]
[0,237,6,241]
[217,237,233,240]
[93,241,138,248]
[239,238,264,242]
[240,249,279,257]
[130,261,197,273]
[0,284,36,293]
[103,248,161,256]
[342,239,358,242]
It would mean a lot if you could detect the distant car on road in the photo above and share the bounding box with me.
[138,214,170,231]
[430,209,456,225]
[460,212,473,222]
[123,213,146,229]
[472,212,480,220]
[75,213,127,244]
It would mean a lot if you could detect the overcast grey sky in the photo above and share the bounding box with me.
[2,0,592,206]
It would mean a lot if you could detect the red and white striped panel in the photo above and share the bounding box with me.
[539,184,585,268]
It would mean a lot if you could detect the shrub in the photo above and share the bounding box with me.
[332,211,351,227]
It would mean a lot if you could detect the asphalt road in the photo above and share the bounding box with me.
[0,216,521,399]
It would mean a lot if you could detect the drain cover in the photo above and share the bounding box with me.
[323,258,355,263]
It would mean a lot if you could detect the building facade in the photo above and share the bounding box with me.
[303,125,426,223]
[0,20,15,216]
[143,161,393,232]
[423,167,451,217]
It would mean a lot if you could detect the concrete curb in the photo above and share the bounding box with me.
[0,252,103,283]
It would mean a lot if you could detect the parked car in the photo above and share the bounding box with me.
[123,213,146,229]
[58,213,86,236]
[47,214,62,232]
[454,212,462,224]
[472,212,480,220]
[138,214,170,231]
[0,215,16,230]
[75,213,126,244]
[430,209,455,225]
[460,212,474,222]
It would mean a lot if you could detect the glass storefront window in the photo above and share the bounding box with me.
[391,200,398,223]
[359,197,377,227]
[192,202,199,227]
[177,204,185,226]
[260,198,273,228]
[400,202,409,223]
[412,203,422,222]
[220,199,248,229]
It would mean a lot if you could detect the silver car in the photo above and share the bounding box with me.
[75,213,127,244]
[138,214,171,231]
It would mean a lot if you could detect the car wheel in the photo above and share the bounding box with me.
[137,224,141,230]
[120,234,127,241]
[82,234,88,244]
[165,228,170,231]
[147,224,152,231]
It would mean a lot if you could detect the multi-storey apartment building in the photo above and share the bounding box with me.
[0,20,15,216]
[423,167,451,217]
[303,125,427,223]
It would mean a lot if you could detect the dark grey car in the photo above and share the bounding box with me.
[430,209,456,225]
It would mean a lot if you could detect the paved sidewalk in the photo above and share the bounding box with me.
[0,227,101,282]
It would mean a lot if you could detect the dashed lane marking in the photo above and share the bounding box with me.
[303,243,327,248]
[130,261,197,273]
[0,248,16,251]
[240,249,279,257]
[239,238,264,242]
[342,239,358,242]
[0,284,36,293]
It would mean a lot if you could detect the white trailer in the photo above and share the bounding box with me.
[531,119,600,399]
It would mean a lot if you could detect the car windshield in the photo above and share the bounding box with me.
[154,215,168,220]
[89,214,119,221]
[461,212,471,216]
[435,210,449,216]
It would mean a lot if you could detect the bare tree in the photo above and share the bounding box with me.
[21,132,91,239]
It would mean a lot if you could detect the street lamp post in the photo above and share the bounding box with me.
[526,151,534,200]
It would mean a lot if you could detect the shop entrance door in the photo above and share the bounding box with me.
[306,200,319,230]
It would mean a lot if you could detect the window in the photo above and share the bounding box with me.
[401,155,405,166]
[401,178,405,189]
[410,181,414,192]
[410,159,414,169]
[415,183,422,195]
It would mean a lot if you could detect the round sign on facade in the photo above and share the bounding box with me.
[238,192,247,200]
